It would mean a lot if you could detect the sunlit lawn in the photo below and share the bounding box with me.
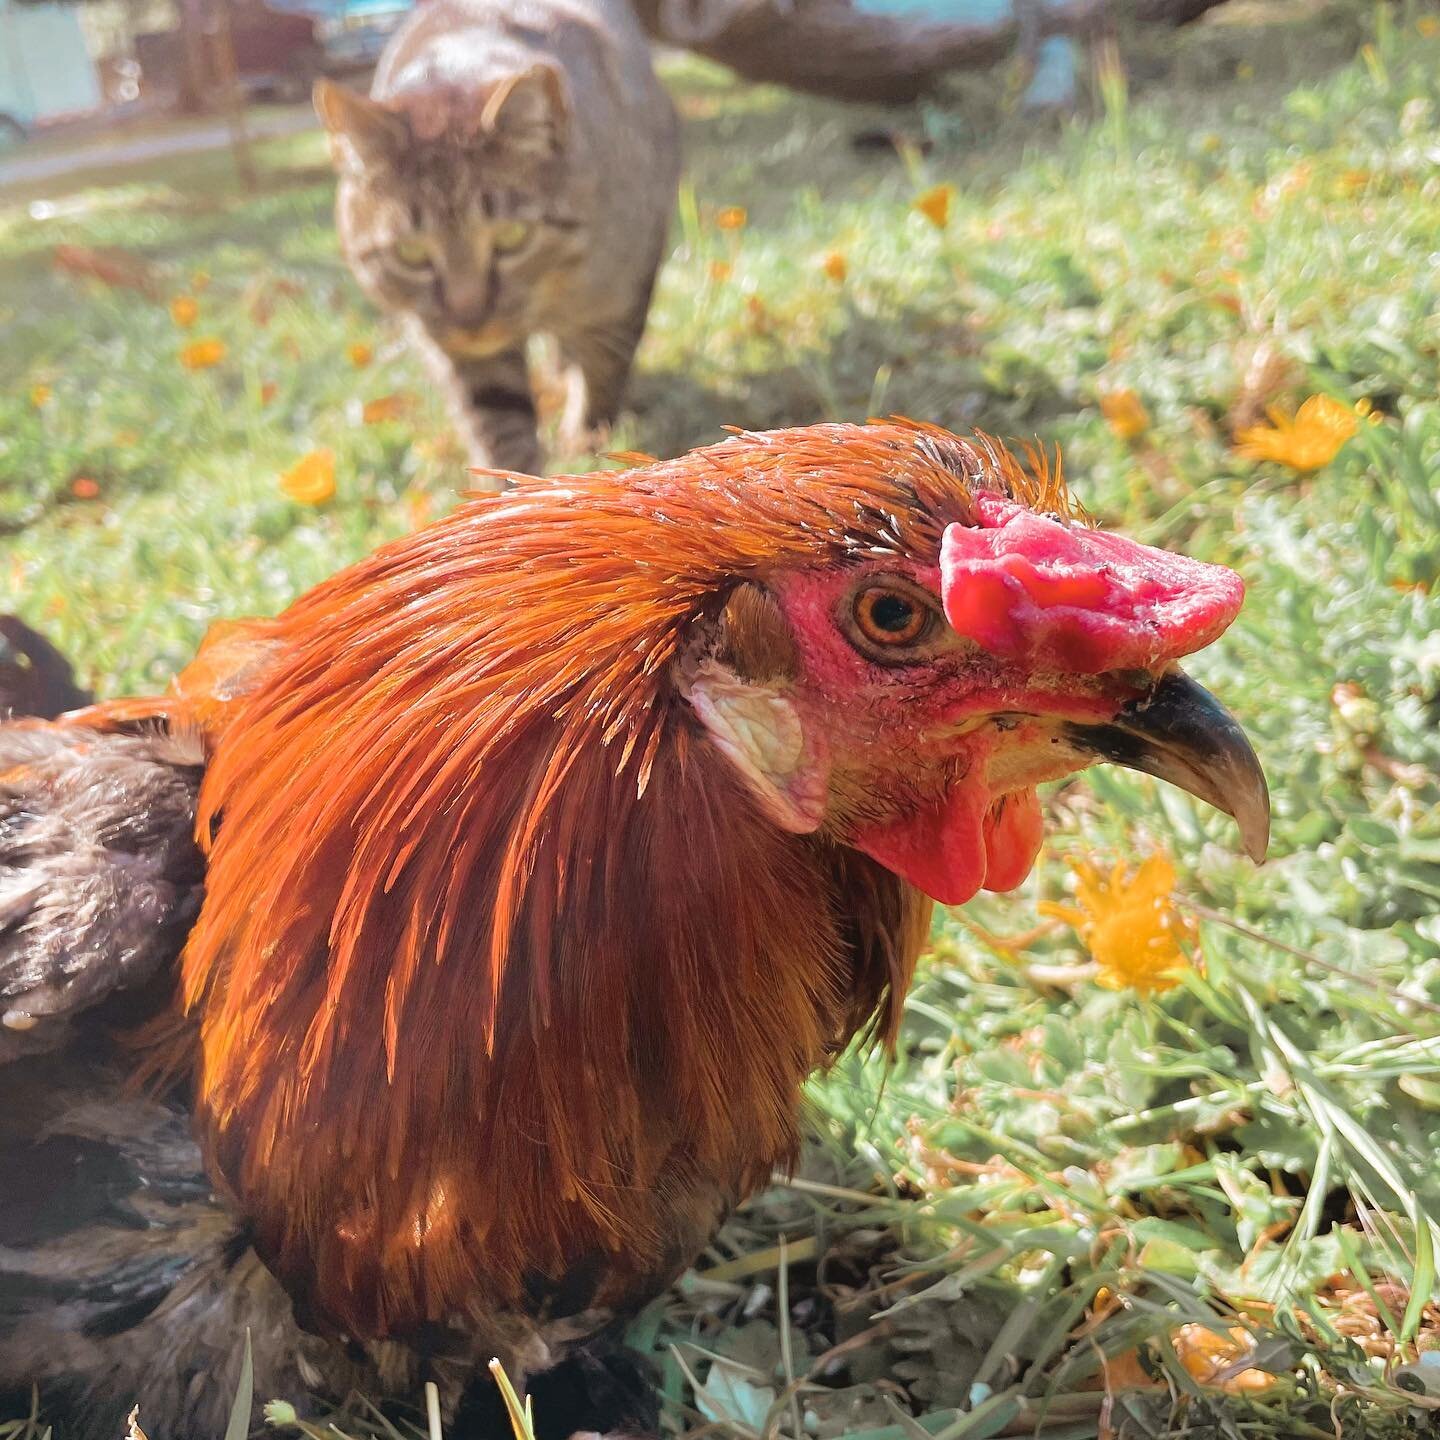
[3,6,1440,1436]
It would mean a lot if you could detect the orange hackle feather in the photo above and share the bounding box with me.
[96,422,1073,1339]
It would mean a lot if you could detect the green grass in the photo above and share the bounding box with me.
[4,4,1440,1436]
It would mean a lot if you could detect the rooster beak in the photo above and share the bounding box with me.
[1062,670,1270,863]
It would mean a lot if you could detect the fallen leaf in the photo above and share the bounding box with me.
[52,244,157,296]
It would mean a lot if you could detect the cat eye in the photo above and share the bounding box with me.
[491,220,533,254]
[846,579,940,657]
[391,237,432,270]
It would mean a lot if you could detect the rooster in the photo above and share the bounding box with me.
[0,421,1267,1440]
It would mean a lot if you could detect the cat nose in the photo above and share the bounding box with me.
[442,277,494,328]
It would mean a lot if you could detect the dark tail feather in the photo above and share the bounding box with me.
[0,618,91,720]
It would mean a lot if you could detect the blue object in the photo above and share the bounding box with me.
[853,0,1078,107]
[0,0,101,130]
[266,0,413,20]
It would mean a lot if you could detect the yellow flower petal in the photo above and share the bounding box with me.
[715,205,747,231]
[708,260,732,284]
[170,295,199,329]
[1234,393,1359,472]
[180,338,226,370]
[1046,851,1194,996]
[1099,388,1150,440]
[280,448,336,506]
[821,251,848,283]
[28,383,52,408]
[913,183,955,230]
[348,342,374,368]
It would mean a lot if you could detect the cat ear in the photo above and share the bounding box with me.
[478,64,570,160]
[314,78,408,173]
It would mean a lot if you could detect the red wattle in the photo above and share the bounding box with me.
[980,786,1043,892]
[851,785,989,907]
[851,785,1045,906]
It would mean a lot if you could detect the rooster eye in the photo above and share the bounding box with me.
[851,584,933,649]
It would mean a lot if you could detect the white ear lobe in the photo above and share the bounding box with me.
[679,658,829,834]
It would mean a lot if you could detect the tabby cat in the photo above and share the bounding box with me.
[316,0,680,479]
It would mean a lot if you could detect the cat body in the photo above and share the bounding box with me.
[318,0,679,477]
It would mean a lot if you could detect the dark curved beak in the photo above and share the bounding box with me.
[1063,670,1270,863]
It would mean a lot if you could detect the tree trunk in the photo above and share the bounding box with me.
[208,0,257,190]
[175,0,209,114]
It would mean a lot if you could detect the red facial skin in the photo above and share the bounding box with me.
[767,502,1246,906]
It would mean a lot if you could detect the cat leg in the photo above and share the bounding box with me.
[556,293,656,457]
[407,321,542,481]
[449,346,545,481]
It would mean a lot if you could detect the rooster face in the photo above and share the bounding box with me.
[678,490,1269,906]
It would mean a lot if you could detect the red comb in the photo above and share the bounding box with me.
[940,496,1245,673]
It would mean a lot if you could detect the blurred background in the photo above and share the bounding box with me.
[4,1,1440,1437]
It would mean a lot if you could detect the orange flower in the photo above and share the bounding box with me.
[1100,389,1150,440]
[361,393,412,425]
[180,338,226,370]
[406,491,433,529]
[1420,14,1439,34]
[913,183,955,230]
[29,384,52,408]
[70,476,100,500]
[715,206,747,231]
[170,295,199,329]
[1173,1325,1275,1394]
[1040,853,1195,996]
[708,260,732,284]
[259,382,279,405]
[280,448,336,506]
[348,341,374,368]
[1234,394,1359,472]
[821,251,848,283]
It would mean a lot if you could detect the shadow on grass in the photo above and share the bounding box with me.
[632,296,1078,461]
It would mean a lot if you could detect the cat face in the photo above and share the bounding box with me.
[317,69,584,355]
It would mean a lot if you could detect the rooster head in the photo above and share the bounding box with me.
[674,424,1268,905]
